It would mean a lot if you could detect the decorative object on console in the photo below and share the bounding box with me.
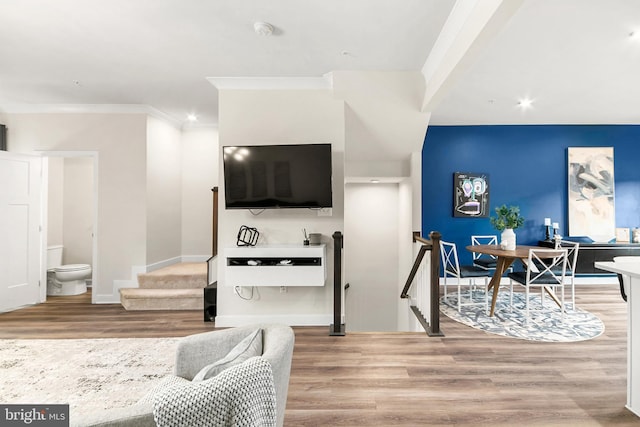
[553,222,560,239]
[616,227,631,243]
[308,233,322,245]
[544,217,552,241]
[490,204,525,250]
[453,172,490,217]
[237,225,259,247]
[567,147,615,242]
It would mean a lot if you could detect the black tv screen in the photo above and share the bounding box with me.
[223,143,333,209]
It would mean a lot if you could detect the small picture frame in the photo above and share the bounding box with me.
[616,227,630,243]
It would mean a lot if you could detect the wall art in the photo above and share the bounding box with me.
[567,147,615,242]
[453,172,489,217]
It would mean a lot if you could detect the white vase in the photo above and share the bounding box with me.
[501,228,516,250]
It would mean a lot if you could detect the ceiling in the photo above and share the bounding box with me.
[1,0,639,127]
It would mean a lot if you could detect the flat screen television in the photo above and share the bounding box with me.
[223,143,333,209]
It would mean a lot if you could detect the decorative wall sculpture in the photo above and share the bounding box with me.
[567,147,615,242]
[453,172,489,217]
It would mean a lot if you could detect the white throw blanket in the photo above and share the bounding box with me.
[152,357,276,427]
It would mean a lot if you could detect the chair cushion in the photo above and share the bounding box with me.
[508,271,562,285]
[459,265,491,278]
[192,328,263,381]
[473,259,497,269]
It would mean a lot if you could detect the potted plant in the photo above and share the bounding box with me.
[490,205,525,250]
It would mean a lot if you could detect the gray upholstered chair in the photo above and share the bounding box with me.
[77,324,295,427]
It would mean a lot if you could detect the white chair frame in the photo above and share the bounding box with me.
[555,239,580,308]
[440,240,490,313]
[471,235,498,269]
[508,248,568,324]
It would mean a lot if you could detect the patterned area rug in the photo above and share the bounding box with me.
[0,337,179,418]
[440,290,605,342]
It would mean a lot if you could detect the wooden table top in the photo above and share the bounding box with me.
[465,244,544,259]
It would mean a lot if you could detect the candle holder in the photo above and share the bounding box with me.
[544,218,552,241]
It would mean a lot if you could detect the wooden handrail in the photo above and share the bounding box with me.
[212,187,219,258]
[206,187,219,287]
[400,230,443,336]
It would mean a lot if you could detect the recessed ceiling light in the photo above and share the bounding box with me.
[370,179,380,184]
[254,22,274,36]
[630,31,640,41]
[517,97,533,110]
[187,114,198,122]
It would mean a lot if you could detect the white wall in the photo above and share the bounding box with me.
[146,116,182,266]
[47,157,64,247]
[333,71,429,331]
[216,89,345,326]
[5,113,148,302]
[63,156,93,266]
[332,71,430,178]
[181,127,219,258]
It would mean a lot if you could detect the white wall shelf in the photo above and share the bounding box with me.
[224,244,326,287]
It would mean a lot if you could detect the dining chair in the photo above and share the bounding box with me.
[554,239,580,308]
[471,235,499,270]
[439,240,491,313]
[471,235,515,311]
[507,248,568,324]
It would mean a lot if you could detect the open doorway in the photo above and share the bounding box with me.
[43,152,98,304]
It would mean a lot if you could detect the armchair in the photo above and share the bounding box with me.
[77,324,295,427]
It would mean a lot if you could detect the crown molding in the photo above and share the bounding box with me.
[0,104,181,128]
[207,75,333,90]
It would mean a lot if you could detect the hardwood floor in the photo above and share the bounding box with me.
[0,285,638,425]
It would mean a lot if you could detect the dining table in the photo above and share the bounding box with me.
[465,244,562,317]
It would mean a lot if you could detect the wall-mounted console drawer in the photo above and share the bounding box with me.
[224,244,326,287]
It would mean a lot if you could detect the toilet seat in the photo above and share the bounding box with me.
[54,264,91,273]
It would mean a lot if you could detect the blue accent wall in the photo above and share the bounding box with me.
[422,125,640,265]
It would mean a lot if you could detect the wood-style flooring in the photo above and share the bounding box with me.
[0,285,638,426]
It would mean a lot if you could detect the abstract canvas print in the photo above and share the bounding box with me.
[453,172,489,217]
[567,147,615,242]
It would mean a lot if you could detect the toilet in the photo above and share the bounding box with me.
[47,245,92,296]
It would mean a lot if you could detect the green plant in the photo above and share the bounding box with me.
[490,204,525,231]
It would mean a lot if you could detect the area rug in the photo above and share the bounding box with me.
[440,290,605,342]
[0,337,179,418]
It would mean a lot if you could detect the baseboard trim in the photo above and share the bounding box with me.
[438,276,618,286]
[214,314,333,327]
[181,255,210,263]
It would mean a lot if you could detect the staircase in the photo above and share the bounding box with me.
[119,262,207,310]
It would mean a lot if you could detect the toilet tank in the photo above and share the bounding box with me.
[47,245,63,269]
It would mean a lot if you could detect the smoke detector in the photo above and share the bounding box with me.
[254,22,274,36]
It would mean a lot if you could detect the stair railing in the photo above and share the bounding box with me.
[329,231,345,336]
[400,230,443,336]
[206,187,219,286]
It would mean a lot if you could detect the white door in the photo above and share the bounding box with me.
[0,151,42,312]
[344,183,400,331]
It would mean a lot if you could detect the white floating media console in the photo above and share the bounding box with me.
[225,244,326,287]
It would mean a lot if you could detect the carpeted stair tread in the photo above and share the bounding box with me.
[120,288,202,298]
[120,262,208,311]
[120,288,202,311]
[137,262,207,289]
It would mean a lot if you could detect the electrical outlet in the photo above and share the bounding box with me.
[317,207,332,217]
